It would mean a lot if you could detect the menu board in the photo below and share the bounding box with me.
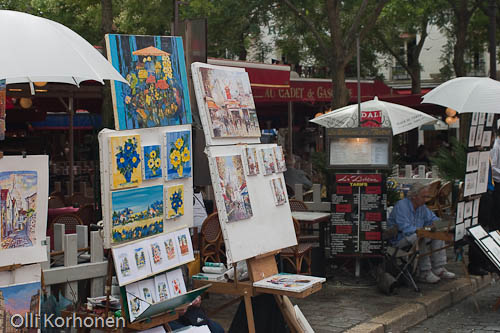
[330,174,386,256]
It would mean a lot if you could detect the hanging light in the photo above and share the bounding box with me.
[445,107,457,117]
[445,116,458,125]
[19,97,32,109]
[314,112,324,118]
[34,81,47,87]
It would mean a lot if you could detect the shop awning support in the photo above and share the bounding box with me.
[58,95,75,196]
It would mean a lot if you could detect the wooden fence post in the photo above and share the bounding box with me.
[64,234,78,302]
[90,231,105,297]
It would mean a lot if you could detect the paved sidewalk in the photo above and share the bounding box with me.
[199,250,498,332]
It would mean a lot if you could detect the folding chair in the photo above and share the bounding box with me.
[380,226,420,293]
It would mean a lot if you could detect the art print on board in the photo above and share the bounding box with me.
[464,200,473,218]
[465,218,472,228]
[175,228,194,261]
[478,112,486,125]
[455,222,465,241]
[468,126,477,148]
[139,278,156,304]
[260,148,277,175]
[270,178,287,206]
[163,234,178,261]
[466,151,479,172]
[154,274,170,302]
[166,184,184,219]
[166,131,191,180]
[464,172,478,197]
[487,113,495,127]
[476,151,490,194]
[106,34,191,130]
[471,113,479,125]
[472,217,478,226]
[244,147,260,176]
[119,253,132,277]
[475,125,484,146]
[111,185,164,245]
[110,135,142,190]
[143,145,162,180]
[197,67,260,138]
[126,283,149,321]
[0,171,38,250]
[481,131,492,147]
[456,201,464,224]
[481,237,500,267]
[215,155,253,222]
[473,198,480,218]
[0,281,40,324]
[274,146,287,173]
[166,268,186,297]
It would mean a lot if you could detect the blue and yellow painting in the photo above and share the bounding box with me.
[111,185,164,245]
[106,34,192,129]
[143,145,162,180]
[166,130,191,180]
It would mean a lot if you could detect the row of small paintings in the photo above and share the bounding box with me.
[244,146,286,176]
[125,268,186,322]
[471,112,495,127]
[110,184,185,245]
[463,151,490,197]
[112,228,194,286]
[455,198,480,224]
[110,131,191,191]
[468,126,492,148]
[467,225,500,270]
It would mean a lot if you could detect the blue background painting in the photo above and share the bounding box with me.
[166,130,191,180]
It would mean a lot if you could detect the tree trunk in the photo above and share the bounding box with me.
[101,0,113,39]
[331,63,350,109]
[453,24,467,77]
[410,63,421,94]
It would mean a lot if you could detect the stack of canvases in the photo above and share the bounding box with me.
[101,34,200,324]
[0,155,48,330]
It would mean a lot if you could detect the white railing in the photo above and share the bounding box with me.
[42,224,107,302]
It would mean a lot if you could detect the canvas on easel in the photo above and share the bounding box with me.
[0,156,48,266]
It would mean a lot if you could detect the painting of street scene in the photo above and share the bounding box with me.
[215,155,253,222]
[0,281,40,330]
[0,171,38,250]
[274,146,287,173]
[106,34,191,129]
[111,185,164,245]
[270,178,287,206]
[245,147,259,176]
[260,148,277,175]
[198,67,260,138]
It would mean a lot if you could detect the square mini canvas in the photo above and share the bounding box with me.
[270,178,287,206]
[139,278,156,304]
[260,148,277,175]
[105,34,191,130]
[160,232,180,267]
[244,147,260,176]
[131,241,153,278]
[166,184,185,219]
[110,185,164,245]
[175,228,194,262]
[143,145,162,180]
[110,135,143,190]
[166,130,191,180]
[154,273,170,302]
[274,146,287,173]
[166,268,187,297]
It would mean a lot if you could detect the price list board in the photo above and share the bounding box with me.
[330,174,386,256]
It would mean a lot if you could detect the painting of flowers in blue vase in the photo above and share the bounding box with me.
[166,184,184,219]
[143,145,162,180]
[166,130,191,180]
[110,135,142,190]
[111,185,164,245]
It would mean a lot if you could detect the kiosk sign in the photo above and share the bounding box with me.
[360,110,382,128]
[330,173,386,256]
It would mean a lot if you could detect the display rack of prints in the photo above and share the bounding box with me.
[205,144,296,264]
[99,126,193,248]
[467,225,500,270]
[0,156,48,266]
[105,34,191,130]
[191,62,261,146]
[112,227,194,286]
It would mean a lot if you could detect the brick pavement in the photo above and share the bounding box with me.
[199,247,497,332]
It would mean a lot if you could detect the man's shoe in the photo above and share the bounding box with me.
[418,270,440,283]
[432,267,456,279]
[468,265,489,276]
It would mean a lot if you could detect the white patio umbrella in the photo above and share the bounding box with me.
[0,10,127,87]
[0,10,127,196]
[310,96,437,135]
[422,77,500,114]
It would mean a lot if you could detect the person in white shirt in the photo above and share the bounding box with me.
[489,126,500,228]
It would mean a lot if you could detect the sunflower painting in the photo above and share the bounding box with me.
[143,145,162,180]
[166,130,191,180]
[110,135,142,190]
[166,184,184,219]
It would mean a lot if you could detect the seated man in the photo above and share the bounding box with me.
[387,182,456,283]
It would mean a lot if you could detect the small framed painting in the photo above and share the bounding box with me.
[166,268,187,297]
[456,201,464,224]
[468,126,477,148]
[471,112,479,125]
[274,146,287,173]
[154,274,170,302]
[175,228,194,262]
[166,184,185,219]
[110,135,143,190]
[486,113,495,127]
[261,148,277,175]
[270,177,287,206]
[244,147,260,176]
[475,125,484,146]
[464,200,473,219]
[143,145,162,180]
[481,131,492,147]
[455,222,465,241]
[139,278,156,304]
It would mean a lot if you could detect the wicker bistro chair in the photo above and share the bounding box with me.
[436,181,453,218]
[424,179,442,215]
[76,204,95,226]
[280,218,313,275]
[288,199,319,243]
[51,213,84,233]
[289,199,309,212]
[200,212,225,265]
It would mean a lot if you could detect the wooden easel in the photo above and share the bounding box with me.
[194,250,323,333]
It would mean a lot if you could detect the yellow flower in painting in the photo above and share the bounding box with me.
[125,96,131,104]
[181,146,190,163]
[137,109,147,119]
[150,150,157,159]
[177,165,183,177]
[146,95,151,106]
[148,159,154,169]
[170,150,181,168]
[138,69,148,79]
[175,138,184,150]
[132,156,138,164]
[120,157,125,164]
[154,158,161,168]
[147,56,152,61]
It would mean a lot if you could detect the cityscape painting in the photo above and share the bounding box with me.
[110,185,164,245]
[0,171,38,250]
[106,34,192,130]
[198,67,260,138]
[215,155,253,222]
[0,280,40,329]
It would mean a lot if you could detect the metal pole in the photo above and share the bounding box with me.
[357,36,361,127]
[489,0,497,79]
[69,95,74,197]
[288,101,293,156]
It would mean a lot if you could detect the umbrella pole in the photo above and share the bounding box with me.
[356,36,361,127]
[288,101,293,156]
[69,95,74,197]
